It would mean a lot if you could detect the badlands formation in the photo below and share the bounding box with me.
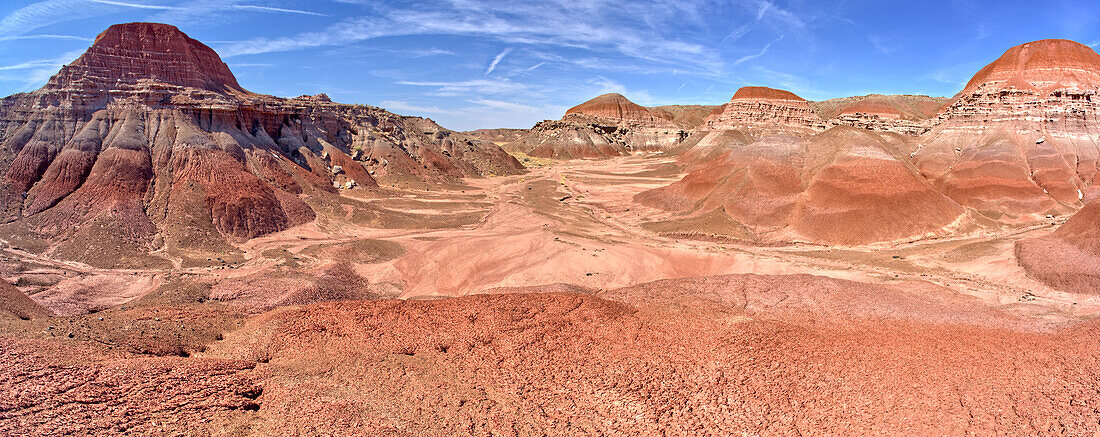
[4,23,1100,435]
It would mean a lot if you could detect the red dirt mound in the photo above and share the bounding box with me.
[1017,200,1100,294]
[0,280,49,320]
[639,126,964,244]
[0,337,261,435]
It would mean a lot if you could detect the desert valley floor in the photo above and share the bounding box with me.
[5,19,1100,436]
[4,153,1100,435]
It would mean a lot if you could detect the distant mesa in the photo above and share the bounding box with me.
[509,93,698,159]
[703,86,826,135]
[731,86,806,101]
[565,93,672,125]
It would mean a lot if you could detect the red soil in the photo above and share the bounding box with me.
[1017,201,1100,294]
[179,274,1100,435]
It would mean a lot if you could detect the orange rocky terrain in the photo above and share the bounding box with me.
[3,23,1100,436]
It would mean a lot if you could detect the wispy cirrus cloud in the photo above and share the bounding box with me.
[0,34,92,42]
[87,0,179,10]
[215,0,727,74]
[732,36,783,66]
[396,79,528,96]
[868,34,901,55]
[0,0,326,39]
[484,47,512,76]
[378,100,465,116]
[0,48,83,90]
[231,4,327,16]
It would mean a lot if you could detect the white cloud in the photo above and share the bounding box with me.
[0,48,84,90]
[214,0,725,75]
[468,98,544,113]
[588,76,654,105]
[0,34,92,42]
[868,34,900,55]
[732,36,783,66]
[87,0,180,10]
[404,48,456,57]
[0,0,327,39]
[231,4,327,16]
[484,47,512,76]
[0,0,110,37]
[378,100,464,116]
[397,79,527,96]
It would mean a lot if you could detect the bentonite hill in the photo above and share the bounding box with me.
[5,18,1100,436]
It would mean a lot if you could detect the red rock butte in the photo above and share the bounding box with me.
[731,86,806,101]
[565,93,657,121]
[45,22,242,93]
[962,38,1100,92]
[703,85,824,134]
[835,96,942,119]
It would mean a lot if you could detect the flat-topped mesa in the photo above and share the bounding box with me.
[564,93,675,128]
[44,22,243,94]
[704,86,826,135]
[731,86,805,101]
[914,39,1100,221]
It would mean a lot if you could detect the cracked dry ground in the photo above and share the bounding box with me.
[4,273,1100,435]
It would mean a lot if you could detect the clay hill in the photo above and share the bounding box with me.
[914,39,1100,221]
[503,88,949,160]
[702,86,826,136]
[637,125,966,245]
[811,94,949,135]
[0,23,522,268]
[636,39,1100,245]
[507,93,715,159]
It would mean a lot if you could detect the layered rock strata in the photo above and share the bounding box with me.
[637,126,965,245]
[0,22,522,266]
[914,39,1100,221]
[813,95,948,135]
[512,94,701,158]
[703,86,826,136]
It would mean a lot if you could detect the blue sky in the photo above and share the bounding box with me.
[0,0,1098,131]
